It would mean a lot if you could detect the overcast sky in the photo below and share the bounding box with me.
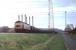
[0,0,76,29]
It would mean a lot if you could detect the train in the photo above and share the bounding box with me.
[15,21,31,33]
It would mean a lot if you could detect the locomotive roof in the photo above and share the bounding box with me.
[15,21,23,23]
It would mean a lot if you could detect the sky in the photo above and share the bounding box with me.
[0,0,76,29]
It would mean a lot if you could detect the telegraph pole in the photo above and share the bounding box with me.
[65,11,67,27]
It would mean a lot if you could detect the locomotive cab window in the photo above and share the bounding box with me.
[15,25,20,27]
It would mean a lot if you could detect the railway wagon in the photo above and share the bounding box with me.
[15,21,31,33]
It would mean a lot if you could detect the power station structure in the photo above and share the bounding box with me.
[14,14,57,33]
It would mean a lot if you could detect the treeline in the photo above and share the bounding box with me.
[0,26,14,33]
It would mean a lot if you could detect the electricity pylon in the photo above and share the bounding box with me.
[48,0,54,29]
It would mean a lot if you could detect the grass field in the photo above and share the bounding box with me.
[0,33,66,50]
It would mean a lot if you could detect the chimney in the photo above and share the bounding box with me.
[18,15,20,21]
[21,14,23,22]
[25,14,27,23]
[29,16,30,25]
[32,16,34,26]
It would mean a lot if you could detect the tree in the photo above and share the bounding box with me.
[1,26,9,32]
